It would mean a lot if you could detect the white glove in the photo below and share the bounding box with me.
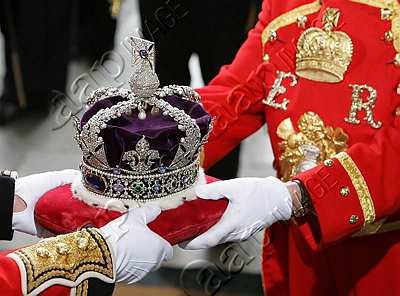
[99,205,173,285]
[12,169,79,236]
[182,177,293,250]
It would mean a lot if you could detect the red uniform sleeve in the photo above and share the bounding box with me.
[0,251,23,296]
[198,1,274,169]
[0,228,115,295]
[0,250,76,296]
[295,118,400,249]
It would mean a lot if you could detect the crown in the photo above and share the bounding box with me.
[72,37,212,209]
[296,8,353,83]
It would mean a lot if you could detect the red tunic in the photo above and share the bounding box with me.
[199,0,400,295]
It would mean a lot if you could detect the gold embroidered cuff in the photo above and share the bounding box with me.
[7,228,115,296]
[335,152,376,225]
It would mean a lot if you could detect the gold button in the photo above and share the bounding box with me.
[324,159,334,167]
[349,215,359,224]
[385,31,394,42]
[36,247,51,258]
[263,54,270,62]
[76,237,90,250]
[394,53,400,67]
[381,8,393,20]
[396,106,400,116]
[56,243,70,255]
[340,186,350,197]
[297,15,308,28]
[269,31,278,42]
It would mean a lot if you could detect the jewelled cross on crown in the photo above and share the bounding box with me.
[129,37,160,101]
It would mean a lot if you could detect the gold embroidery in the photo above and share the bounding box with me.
[76,280,89,296]
[297,15,308,28]
[10,228,114,295]
[335,152,376,225]
[260,0,400,74]
[351,0,390,9]
[296,8,354,83]
[263,71,297,110]
[345,84,382,129]
[261,1,322,46]
[277,112,348,181]
[262,0,400,65]
[394,53,400,67]
[391,8,400,53]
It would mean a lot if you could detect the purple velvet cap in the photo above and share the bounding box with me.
[80,94,211,172]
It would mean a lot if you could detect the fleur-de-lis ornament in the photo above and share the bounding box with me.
[122,136,160,174]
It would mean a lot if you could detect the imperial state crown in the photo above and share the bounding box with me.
[34,36,228,245]
[72,37,212,211]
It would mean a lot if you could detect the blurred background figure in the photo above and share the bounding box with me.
[0,0,116,125]
[0,0,73,124]
[139,0,262,180]
[72,0,116,64]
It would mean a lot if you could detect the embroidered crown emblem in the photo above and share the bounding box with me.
[296,8,353,83]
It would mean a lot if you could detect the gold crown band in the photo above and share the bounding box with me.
[296,59,348,83]
[81,157,200,202]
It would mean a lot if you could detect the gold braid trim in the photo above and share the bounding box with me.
[350,0,388,9]
[76,280,89,296]
[335,152,376,225]
[8,228,114,296]
[261,1,322,46]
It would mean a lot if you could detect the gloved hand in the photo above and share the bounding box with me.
[99,205,173,284]
[12,169,79,236]
[182,177,293,250]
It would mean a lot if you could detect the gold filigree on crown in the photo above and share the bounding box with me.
[277,112,349,181]
[296,8,354,83]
